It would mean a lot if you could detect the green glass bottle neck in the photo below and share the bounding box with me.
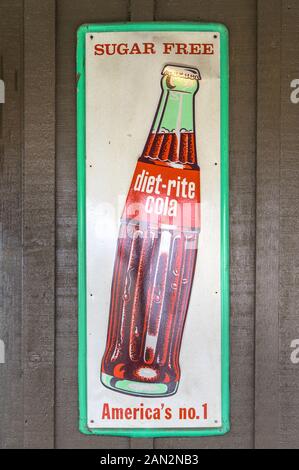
[152,90,195,133]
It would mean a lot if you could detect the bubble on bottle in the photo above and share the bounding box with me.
[182,278,188,285]
[134,229,143,239]
[123,291,130,302]
[171,282,177,290]
[153,288,161,303]
[185,234,194,241]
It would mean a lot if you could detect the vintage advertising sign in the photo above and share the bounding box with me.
[77,22,229,437]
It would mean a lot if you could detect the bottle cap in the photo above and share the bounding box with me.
[162,65,201,81]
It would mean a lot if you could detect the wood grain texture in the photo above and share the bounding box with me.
[22,0,56,448]
[154,0,257,449]
[254,0,281,449]
[0,0,24,449]
[55,0,130,449]
[1,0,299,449]
[279,0,299,449]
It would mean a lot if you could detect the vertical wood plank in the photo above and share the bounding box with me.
[279,0,299,449]
[23,0,56,448]
[0,0,24,449]
[55,0,130,448]
[155,0,257,449]
[254,0,281,449]
[129,0,155,452]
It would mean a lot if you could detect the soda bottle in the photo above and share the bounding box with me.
[101,64,201,397]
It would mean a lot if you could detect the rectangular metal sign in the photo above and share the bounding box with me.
[77,22,229,437]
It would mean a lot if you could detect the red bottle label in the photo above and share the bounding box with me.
[123,161,200,230]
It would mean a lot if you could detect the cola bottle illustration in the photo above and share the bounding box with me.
[101,64,201,397]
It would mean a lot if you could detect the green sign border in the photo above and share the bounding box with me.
[77,22,229,438]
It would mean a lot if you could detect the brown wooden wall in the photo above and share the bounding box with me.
[0,0,298,449]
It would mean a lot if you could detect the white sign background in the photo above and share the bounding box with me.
[85,31,221,429]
